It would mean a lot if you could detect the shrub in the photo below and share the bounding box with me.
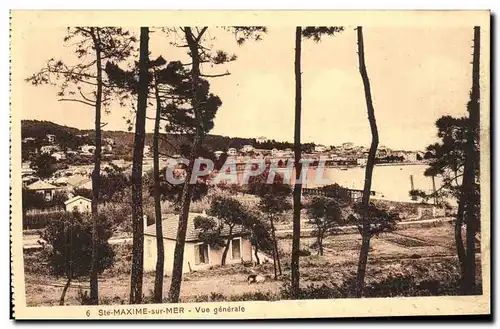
[280,260,479,300]
[23,210,66,229]
[229,291,277,301]
[41,211,115,305]
[40,211,114,278]
[73,187,93,200]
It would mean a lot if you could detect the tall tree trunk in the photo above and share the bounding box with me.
[463,26,481,295]
[269,215,281,278]
[168,26,204,303]
[355,26,379,298]
[129,27,149,304]
[221,225,234,265]
[153,73,165,303]
[89,27,102,305]
[455,191,467,292]
[291,26,302,298]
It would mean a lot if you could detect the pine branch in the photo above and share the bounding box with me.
[58,98,95,107]
[200,72,231,78]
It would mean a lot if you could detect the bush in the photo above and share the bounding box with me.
[23,210,66,229]
[280,260,480,299]
[229,291,277,301]
[73,188,93,200]
[99,202,133,233]
[40,211,114,278]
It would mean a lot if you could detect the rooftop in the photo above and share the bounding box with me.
[64,195,92,205]
[26,180,58,191]
[144,212,248,242]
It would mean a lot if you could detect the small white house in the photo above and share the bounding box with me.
[314,144,328,153]
[241,145,255,153]
[51,151,66,161]
[227,148,238,156]
[64,195,91,213]
[256,136,267,144]
[342,142,354,151]
[40,145,59,154]
[46,134,56,143]
[103,144,113,153]
[357,157,368,166]
[403,151,417,162]
[80,144,96,155]
[214,150,224,159]
[143,213,253,275]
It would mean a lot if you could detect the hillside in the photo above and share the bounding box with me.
[21,120,261,158]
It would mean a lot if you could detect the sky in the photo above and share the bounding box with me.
[18,26,475,151]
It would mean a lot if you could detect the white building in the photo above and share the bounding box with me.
[357,157,368,166]
[46,134,56,143]
[314,144,328,153]
[342,142,354,151]
[227,148,238,156]
[214,150,224,159]
[403,151,417,162]
[104,137,115,145]
[51,151,66,161]
[80,144,96,155]
[143,145,151,157]
[64,195,92,213]
[143,213,252,274]
[103,144,113,153]
[256,136,267,144]
[22,137,35,143]
[40,145,59,154]
[241,145,255,153]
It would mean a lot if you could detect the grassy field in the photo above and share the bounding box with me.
[23,222,482,306]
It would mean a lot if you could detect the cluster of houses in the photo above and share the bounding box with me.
[22,134,116,161]
[215,138,421,167]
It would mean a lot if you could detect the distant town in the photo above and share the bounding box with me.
[21,120,428,200]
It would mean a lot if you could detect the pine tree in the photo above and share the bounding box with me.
[355,26,379,298]
[291,25,344,298]
[26,27,136,305]
[167,26,266,303]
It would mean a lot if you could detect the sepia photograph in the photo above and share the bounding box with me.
[10,10,490,319]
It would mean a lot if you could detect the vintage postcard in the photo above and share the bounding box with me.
[10,10,491,319]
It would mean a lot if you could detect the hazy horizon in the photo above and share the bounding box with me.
[19,26,475,151]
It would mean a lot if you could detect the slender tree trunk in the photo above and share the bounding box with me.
[455,192,467,292]
[318,234,324,256]
[89,27,102,305]
[153,73,165,303]
[59,277,72,306]
[355,26,379,298]
[254,244,260,265]
[61,220,73,306]
[221,225,234,265]
[463,26,480,295]
[291,26,303,298]
[168,26,204,303]
[269,215,281,278]
[271,233,278,279]
[129,27,149,304]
